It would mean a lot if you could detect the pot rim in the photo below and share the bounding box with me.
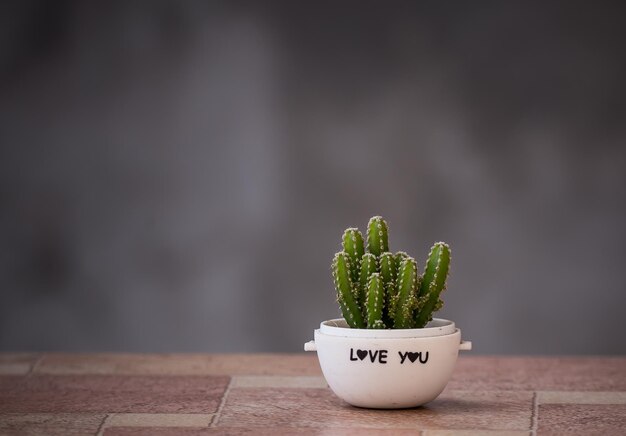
[319,318,456,338]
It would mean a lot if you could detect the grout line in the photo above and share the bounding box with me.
[530,391,538,436]
[210,377,234,427]
[29,354,44,375]
[95,414,112,436]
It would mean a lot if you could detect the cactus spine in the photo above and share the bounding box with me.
[331,217,452,329]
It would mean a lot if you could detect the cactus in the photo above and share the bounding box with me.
[331,216,452,329]
[414,242,451,327]
[367,216,389,256]
[394,251,408,271]
[365,273,385,329]
[342,228,364,283]
[332,252,365,328]
[393,257,419,328]
[379,252,397,284]
[379,252,397,326]
[358,253,378,313]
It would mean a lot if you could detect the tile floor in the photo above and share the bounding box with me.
[0,354,624,435]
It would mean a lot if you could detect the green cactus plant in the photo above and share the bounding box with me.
[358,253,377,315]
[414,242,451,328]
[392,257,419,329]
[367,216,389,256]
[332,252,365,328]
[365,273,385,329]
[342,228,364,283]
[331,216,452,329]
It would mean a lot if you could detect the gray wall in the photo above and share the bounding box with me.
[1,1,625,354]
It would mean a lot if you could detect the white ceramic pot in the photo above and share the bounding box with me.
[304,318,471,409]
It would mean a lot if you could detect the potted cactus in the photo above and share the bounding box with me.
[305,216,471,409]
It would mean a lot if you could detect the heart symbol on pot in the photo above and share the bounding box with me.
[356,349,368,360]
[407,352,419,363]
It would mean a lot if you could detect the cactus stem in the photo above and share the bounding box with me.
[394,256,418,329]
[367,216,389,256]
[365,273,385,329]
[358,253,378,315]
[332,252,365,328]
[342,228,365,283]
[415,242,451,328]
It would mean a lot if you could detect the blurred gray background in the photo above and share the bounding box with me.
[1,1,625,354]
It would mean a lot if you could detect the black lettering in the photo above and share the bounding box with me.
[399,351,408,364]
[418,351,429,364]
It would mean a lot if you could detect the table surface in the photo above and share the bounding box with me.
[0,353,624,435]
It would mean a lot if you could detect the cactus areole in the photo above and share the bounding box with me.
[333,216,451,329]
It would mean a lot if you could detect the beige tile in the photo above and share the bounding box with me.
[104,429,212,435]
[0,374,229,413]
[423,431,529,436]
[448,356,626,391]
[537,404,626,435]
[231,376,327,389]
[537,391,626,404]
[310,430,422,436]
[104,428,400,435]
[105,413,213,427]
[217,388,533,431]
[0,413,105,435]
[36,353,322,376]
[0,353,39,375]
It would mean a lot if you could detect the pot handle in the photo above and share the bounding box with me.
[304,340,317,352]
[459,340,472,351]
